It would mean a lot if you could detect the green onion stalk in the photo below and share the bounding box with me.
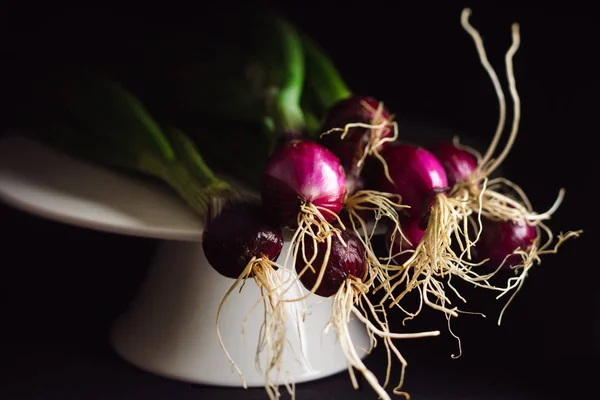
[140,13,309,190]
[21,71,236,222]
[298,31,353,137]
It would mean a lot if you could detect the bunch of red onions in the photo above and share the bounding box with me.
[199,8,582,400]
[373,11,581,327]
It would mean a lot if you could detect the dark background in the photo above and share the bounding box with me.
[2,2,597,399]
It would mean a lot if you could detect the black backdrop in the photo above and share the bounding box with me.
[2,2,598,399]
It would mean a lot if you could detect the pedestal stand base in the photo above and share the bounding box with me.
[110,240,370,387]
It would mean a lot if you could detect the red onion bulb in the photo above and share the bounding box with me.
[202,201,284,279]
[261,139,347,228]
[431,143,478,188]
[475,217,536,269]
[295,229,367,297]
[320,95,393,176]
[379,144,449,220]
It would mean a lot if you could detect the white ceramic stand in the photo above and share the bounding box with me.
[0,134,369,387]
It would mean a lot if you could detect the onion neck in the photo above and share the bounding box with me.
[164,125,222,187]
[265,16,307,145]
[301,33,352,110]
[271,89,306,135]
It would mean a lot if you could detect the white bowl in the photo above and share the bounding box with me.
[0,134,370,386]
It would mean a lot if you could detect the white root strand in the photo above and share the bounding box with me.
[330,278,440,400]
[216,257,300,400]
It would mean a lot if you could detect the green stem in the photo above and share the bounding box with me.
[70,71,178,164]
[140,153,234,222]
[267,16,306,135]
[164,125,221,187]
[271,90,305,133]
[163,162,215,219]
[303,110,322,136]
[301,33,353,111]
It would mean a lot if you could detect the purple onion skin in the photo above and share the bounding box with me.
[431,143,478,188]
[261,140,347,228]
[296,230,367,298]
[475,217,537,269]
[202,202,284,279]
[379,144,449,220]
[386,217,425,266]
[320,95,393,175]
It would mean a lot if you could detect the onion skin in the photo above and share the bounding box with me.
[202,201,284,279]
[431,143,478,187]
[320,95,393,175]
[474,217,537,269]
[386,217,425,266]
[261,139,347,227]
[379,144,449,220]
[296,230,367,298]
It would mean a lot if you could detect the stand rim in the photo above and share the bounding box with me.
[0,133,205,241]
